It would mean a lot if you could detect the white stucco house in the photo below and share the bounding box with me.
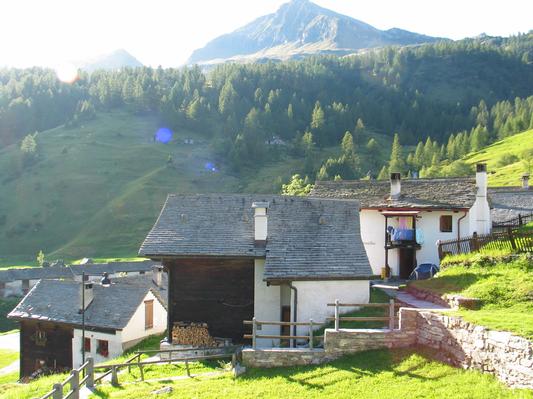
[311,164,492,278]
[8,269,168,376]
[139,194,373,349]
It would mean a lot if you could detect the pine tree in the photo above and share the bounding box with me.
[341,131,355,157]
[311,101,325,131]
[377,165,389,180]
[389,133,405,174]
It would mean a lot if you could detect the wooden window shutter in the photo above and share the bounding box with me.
[145,300,154,330]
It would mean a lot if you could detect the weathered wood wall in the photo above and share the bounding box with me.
[166,258,254,343]
[20,320,73,377]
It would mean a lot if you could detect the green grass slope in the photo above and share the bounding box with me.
[464,129,533,186]
[0,111,391,263]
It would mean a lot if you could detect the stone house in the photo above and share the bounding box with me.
[139,194,372,348]
[8,270,167,376]
[311,165,491,278]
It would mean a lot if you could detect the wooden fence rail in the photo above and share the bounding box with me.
[243,318,323,349]
[437,228,533,259]
[39,358,93,399]
[326,299,398,331]
[492,212,533,229]
[39,346,240,397]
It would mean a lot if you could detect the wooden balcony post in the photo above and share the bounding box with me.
[334,299,340,331]
[86,357,94,388]
[252,317,257,349]
[309,319,314,349]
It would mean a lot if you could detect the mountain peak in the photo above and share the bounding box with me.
[187,0,442,65]
[76,49,143,72]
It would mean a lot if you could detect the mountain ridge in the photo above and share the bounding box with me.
[75,49,144,71]
[187,0,444,64]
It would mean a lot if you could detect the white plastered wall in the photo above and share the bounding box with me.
[360,209,471,274]
[293,280,370,335]
[72,329,123,368]
[253,258,281,348]
[121,290,167,346]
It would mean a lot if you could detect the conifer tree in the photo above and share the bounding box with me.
[389,133,405,174]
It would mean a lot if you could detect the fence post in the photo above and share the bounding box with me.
[252,317,257,349]
[389,299,395,330]
[518,214,523,226]
[70,369,79,399]
[185,360,191,377]
[334,299,340,331]
[309,319,314,349]
[437,240,443,260]
[138,355,144,381]
[86,357,94,389]
[507,227,517,250]
[472,232,479,251]
[111,366,119,386]
[52,383,63,399]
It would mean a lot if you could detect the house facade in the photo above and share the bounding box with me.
[311,164,491,278]
[8,271,167,376]
[139,194,372,348]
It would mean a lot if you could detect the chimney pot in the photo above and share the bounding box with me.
[476,163,487,173]
[390,173,401,200]
[252,201,269,246]
[152,265,164,287]
[80,282,94,311]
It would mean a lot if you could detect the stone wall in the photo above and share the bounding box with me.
[415,311,533,389]
[242,348,333,368]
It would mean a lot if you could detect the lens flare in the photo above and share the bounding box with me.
[155,128,173,144]
[54,63,78,84]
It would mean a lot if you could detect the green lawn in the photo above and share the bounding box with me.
[410,252,533,339]
[0,349,18,370]
[464,129,533,186]
[90,349,532,399]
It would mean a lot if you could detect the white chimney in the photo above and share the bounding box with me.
[522,173,530,190]
[80,281,94,311]
[152,265,164,287]
[390,173,401,200]
[472,163,491,235]
[252,201,269,245]
[476,163,488,198]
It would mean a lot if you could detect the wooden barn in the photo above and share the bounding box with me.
[139,194,373,348]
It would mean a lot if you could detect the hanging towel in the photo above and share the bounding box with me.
[416,228,424,244]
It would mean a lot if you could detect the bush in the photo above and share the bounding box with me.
[496,153,519,167]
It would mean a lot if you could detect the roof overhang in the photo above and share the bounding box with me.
[361,207,470,212]
[380,210,420,216]
[264,275,379,284]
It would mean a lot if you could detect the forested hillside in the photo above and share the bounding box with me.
[0,34,532,261]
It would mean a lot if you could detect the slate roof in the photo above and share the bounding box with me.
[139,194,373,280]
[310,178,478,209]
[8,274,167,330]
[488,187,533,223]
[0,260,156,284]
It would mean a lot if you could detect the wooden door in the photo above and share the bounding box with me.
[399,248,415,279]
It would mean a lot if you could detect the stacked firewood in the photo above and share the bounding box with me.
[172,322,217,346]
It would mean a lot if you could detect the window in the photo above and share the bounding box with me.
[440,215,453,232]
[84,337,91,352]
[97,340,109,357]
[145,300,154,330]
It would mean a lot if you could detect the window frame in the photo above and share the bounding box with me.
[440,215,453,233]
[97,339,109,357]
[144,299,154,330]
[83,337,91,352]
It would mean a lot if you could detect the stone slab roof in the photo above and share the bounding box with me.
[0,260,156,284]
[488,187,533,223]
[310,178,477,209]
[8,274,167,330]
[139,194,372,280]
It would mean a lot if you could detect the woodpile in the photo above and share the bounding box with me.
[172,322,217,347]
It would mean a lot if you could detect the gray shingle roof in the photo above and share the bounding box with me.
[0,260,156,284]
[8,274,167,330]
[139,194,372,280]
[488,187,533,223]
[310,178,477,209]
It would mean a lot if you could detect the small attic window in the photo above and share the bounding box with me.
[440,215,453,232]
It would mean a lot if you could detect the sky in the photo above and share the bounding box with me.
[1,0,532,68]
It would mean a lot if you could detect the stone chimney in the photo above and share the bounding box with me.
[470,163,491,235]
[390,173,401,200]
[522,173,530,190]
[252,201,269,246]
[80,281,94,311]
[152,265,164,287]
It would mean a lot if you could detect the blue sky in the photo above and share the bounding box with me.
[1,0,531,68]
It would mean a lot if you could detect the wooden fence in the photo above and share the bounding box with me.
[437,228,533,259]
[326,299,400,331]
[243,319,322,349]
[492,212,533,229]
[39,346,239,398]
[40,358,93,399]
